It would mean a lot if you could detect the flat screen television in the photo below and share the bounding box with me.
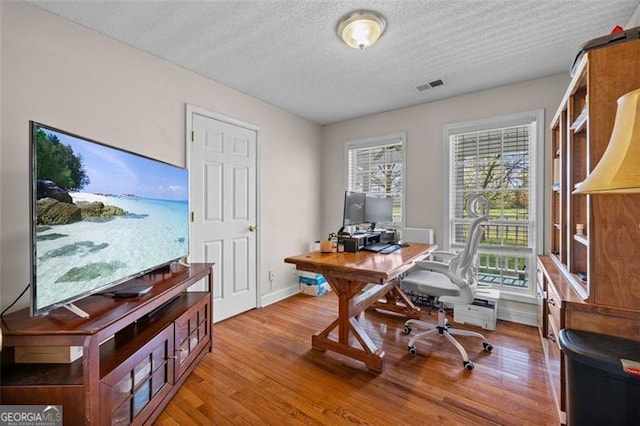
[342,191,366,227]
[30,122,190,316]
[364,196,393,230]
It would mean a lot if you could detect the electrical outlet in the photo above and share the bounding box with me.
[290,264,297,274]
[268,270,275,281]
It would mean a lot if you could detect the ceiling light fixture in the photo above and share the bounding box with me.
[337,10,386,50]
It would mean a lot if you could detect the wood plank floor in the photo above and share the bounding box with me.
[156,293,557,425]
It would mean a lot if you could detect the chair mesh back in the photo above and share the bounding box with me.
[448,195,488,285]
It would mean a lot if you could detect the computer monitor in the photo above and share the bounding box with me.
[364,196,393,230]
[342,191,366,227]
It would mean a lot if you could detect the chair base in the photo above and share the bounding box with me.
[403,302,493,370]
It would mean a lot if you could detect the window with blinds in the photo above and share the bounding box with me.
[448,116,541,293]
[346,135,404,229]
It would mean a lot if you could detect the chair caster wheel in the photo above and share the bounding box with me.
[403,325,412,334]
[463,361,474,370]
[483,342,493,352]
[408,346,417,356]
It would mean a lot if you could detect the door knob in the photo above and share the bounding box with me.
[249,225,257,232]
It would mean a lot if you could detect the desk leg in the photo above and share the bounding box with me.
[368,278,421,319]
[311,277,385,372]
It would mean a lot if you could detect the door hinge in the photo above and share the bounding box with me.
[191,131,195,142]
[191,212,194,222]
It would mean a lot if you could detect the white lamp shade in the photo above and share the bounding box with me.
[574,87,640,194]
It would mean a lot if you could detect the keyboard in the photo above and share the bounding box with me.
[363,243,390,252]
[380,244,401,254]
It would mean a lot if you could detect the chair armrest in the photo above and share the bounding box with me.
[413,259,450,274]
[429,250,457,259]
[410,260,463,285]
[428,250,457,263]
[404,259,472,291]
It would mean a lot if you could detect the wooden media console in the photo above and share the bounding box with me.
[0,263,213,425]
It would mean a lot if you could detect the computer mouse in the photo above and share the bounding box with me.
[398,241,410,247]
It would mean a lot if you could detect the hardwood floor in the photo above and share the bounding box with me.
[156,293,557,425]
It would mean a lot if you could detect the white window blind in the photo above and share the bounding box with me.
[452,126,531,234]
[447,114,541,294]
[346,136,404,229]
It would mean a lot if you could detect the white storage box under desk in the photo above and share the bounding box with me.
[453,289,499,330]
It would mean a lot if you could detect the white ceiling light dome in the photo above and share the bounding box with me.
[337,10,387,50]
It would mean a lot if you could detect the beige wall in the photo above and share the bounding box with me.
[321,74,570,251]
[0,2,322,312]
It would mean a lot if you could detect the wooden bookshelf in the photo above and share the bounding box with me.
[540,39,640,424]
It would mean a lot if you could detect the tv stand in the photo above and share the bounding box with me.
[62,302,90,318]
[0,263,213,425]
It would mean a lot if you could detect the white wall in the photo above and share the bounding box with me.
[627,2,640,28]
[321,75,571,325]
[0,2,322,312]
[322,74,570,251]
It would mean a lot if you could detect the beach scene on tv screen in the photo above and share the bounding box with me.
[34,126,189,311]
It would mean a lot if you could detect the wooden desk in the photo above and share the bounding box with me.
[284,243,436,372]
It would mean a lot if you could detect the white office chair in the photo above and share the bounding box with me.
[400,194,493,370]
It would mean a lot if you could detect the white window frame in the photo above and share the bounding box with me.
[344,132,407,229]
[444,110,544,298]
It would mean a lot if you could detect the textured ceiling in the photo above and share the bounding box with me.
[28,0,640,124]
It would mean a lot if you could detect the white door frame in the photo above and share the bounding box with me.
[185,104,262,311]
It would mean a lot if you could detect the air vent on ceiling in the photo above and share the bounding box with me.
[416,79,445,92]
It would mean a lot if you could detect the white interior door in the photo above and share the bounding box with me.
[189,110,258,322]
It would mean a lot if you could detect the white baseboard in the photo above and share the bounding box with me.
[498,309,537,327]
[497,299,538,326]
[260,284,300,307]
